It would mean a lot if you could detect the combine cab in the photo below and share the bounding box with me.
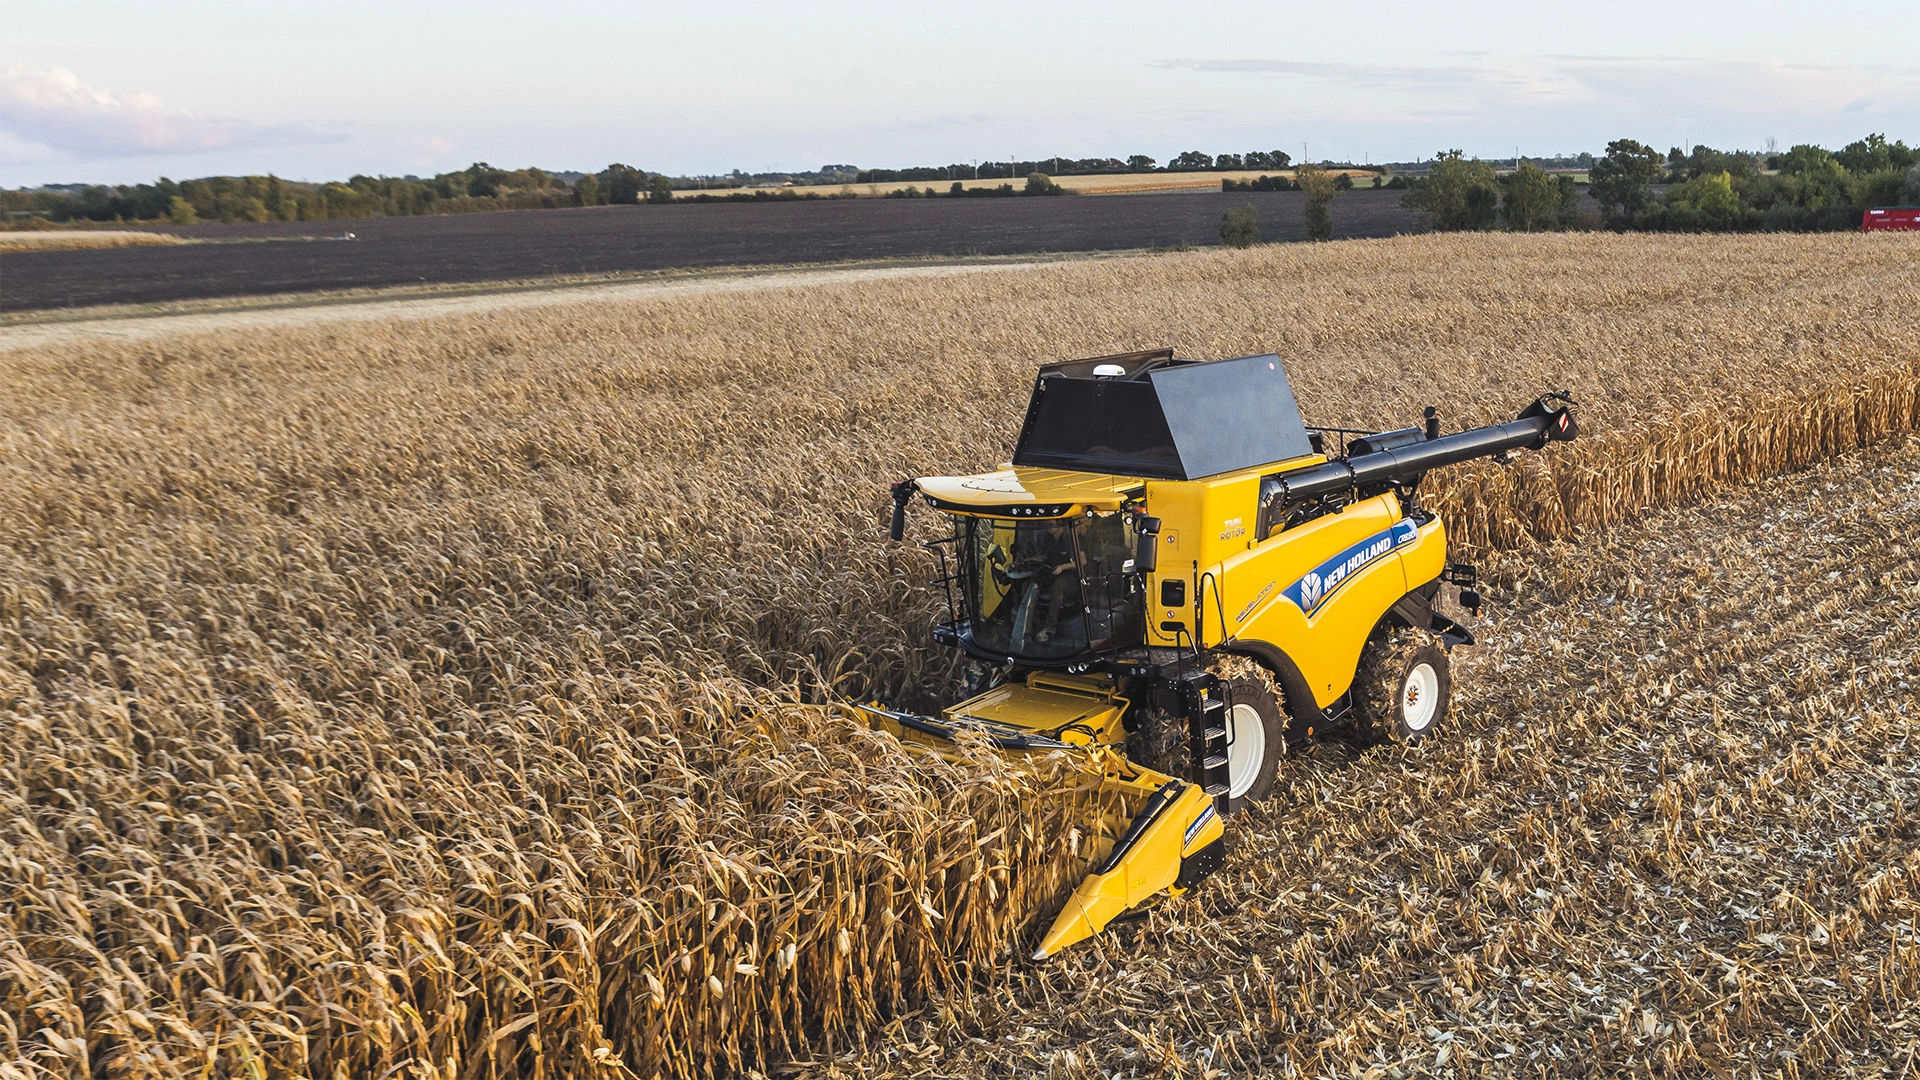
[860,349,1578,956]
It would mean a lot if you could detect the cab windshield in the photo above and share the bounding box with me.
[956,513,1145,661]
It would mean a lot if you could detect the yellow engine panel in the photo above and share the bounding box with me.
[1142,480,1446,709]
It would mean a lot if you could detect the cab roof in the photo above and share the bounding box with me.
[916,468,1140,513]
[1010,349,1316,480]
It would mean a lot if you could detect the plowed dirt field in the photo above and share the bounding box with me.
[0,189,1420,311]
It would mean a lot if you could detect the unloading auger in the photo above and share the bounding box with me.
[855,349,1577,957]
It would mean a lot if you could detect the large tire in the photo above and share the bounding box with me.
[1124,655,1285,814]
[1354,625,1451,744]
[1216,658,1285,813]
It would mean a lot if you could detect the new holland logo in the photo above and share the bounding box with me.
[1282,519,1419,620]
[1184,803,1218,850]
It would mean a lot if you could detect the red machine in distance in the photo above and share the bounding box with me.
[1863,207,1920,232]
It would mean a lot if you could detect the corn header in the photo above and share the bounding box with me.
[857,349,1577,956]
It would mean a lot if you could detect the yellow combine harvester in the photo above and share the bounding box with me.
[858,349,1577,956]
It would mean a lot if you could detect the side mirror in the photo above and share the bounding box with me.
[1133,515,1161,574]
[889,480,916,541]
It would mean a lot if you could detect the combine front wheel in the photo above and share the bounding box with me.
[1355,627,1451,744]
[1213,657,1284,813]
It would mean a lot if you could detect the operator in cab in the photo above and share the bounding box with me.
[1027,519,1080,643]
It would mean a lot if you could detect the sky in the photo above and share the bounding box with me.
[4,0,1919,187]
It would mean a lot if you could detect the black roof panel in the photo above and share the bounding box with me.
[1011,351,1314,480]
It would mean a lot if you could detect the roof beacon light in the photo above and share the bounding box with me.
[1091,364,1127,377]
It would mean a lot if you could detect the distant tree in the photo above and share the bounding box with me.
[1656,170,1747,230]
[1847,166,1910,211]
[464,162,510,198]
[1219,203,1259,247]
[1836,133,1914,175]
[600,164,646,205]
[1774,144,1850,212]
[950,181,965,195]
[1024,172,1063,195]
[167,196,197,225]
[1215,153,1243,171]
[1298,163,1339,241]
[1271,150,1292,170]
[265,174,291,220]
[573,174,603,206]
[1690,172,1743,228]
[646,175,674,204]
[1170,150,1214,171]
[1502,162,1560,231]
[1778,143,1842,178]
[1554,174,1583,227]
[1333,172,1354,191]
[1127,154,1157,172]
[1588,139,1665,220]
[1666,144,1757,184]
[1402,150,1499,230]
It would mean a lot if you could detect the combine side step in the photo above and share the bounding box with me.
[1182,672,1232,809]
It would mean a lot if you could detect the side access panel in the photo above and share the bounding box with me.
[1400,516,1448,592]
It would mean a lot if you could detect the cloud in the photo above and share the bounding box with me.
[1549,56,1919,118]
[0,66,344,159]
[1156,58,1511,91]
[1161,53,1920,129]
[893,112,994,132]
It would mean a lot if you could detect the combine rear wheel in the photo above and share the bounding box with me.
[1355,626,1451,744]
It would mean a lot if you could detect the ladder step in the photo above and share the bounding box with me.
[1202,782,1229,797]
[1203,726,1227,740]
[1202,754,1229,771]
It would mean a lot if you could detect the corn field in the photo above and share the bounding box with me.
[1,232,1918,1078]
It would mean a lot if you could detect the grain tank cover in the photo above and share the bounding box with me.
[1011,350,1314,480]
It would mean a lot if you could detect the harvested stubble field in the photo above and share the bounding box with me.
[1,232,1918,1079]
[840,434,1920,1078]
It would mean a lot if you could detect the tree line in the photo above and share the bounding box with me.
[1400,134,1920,233]
[10,134,1915,231]
[2,162,682,225]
